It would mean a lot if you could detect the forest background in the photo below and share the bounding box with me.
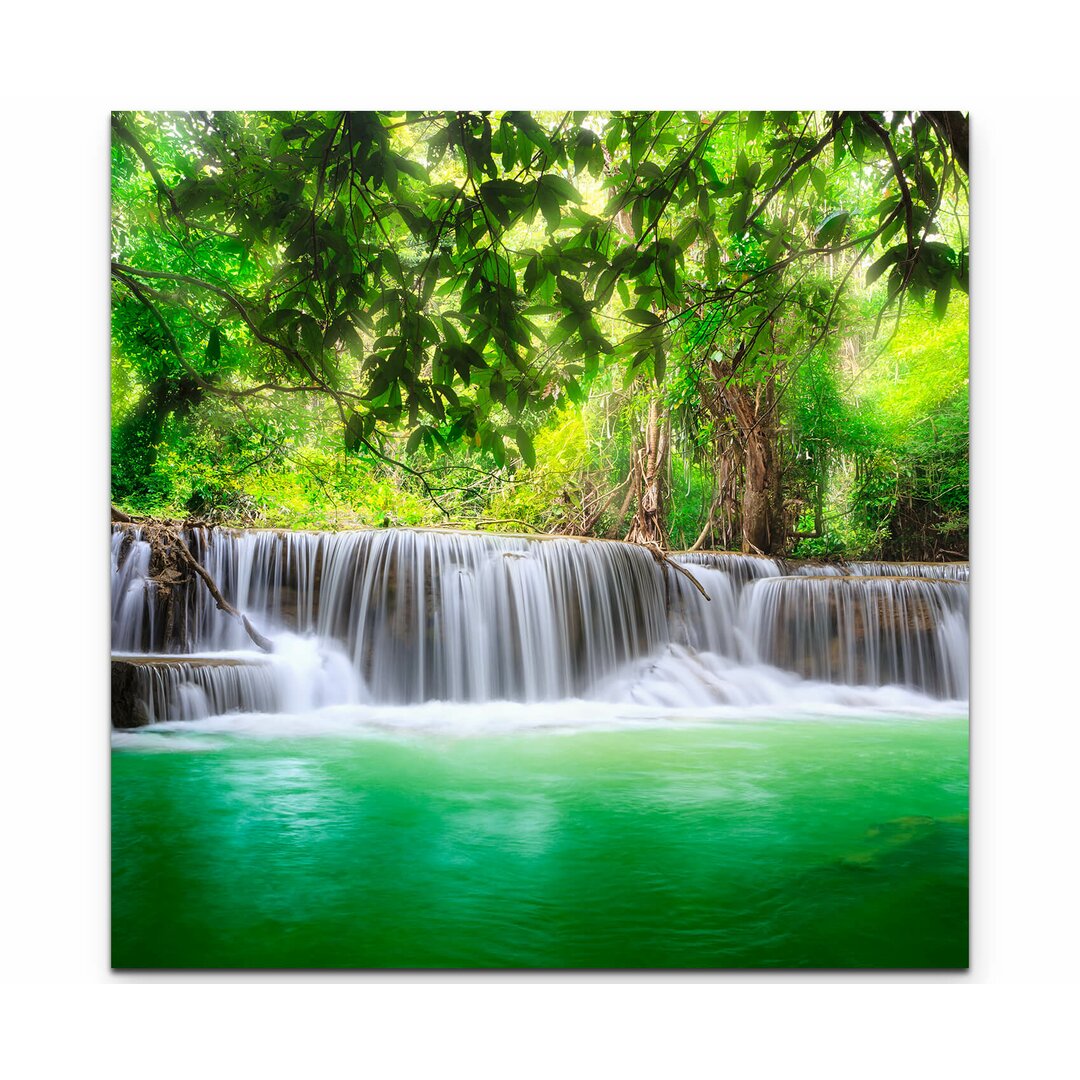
[111,110,968,561]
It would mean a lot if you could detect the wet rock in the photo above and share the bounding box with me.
[111,656,254,728]
[111,660,151,729]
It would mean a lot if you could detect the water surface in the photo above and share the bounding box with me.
[112,710,968,968]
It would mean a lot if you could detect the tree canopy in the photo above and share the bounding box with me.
[112,110,968,558]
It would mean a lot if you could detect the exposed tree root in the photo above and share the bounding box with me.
[112,508,273,652]
[170,532,274,651]
[642,541,711,601]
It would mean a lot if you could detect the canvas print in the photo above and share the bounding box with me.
[110,110,969,969]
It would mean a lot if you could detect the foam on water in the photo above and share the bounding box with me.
[113,649,965,750]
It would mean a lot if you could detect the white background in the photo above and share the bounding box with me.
[1,2,1077,1075]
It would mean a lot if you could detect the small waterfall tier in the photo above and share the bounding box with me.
[111,526,969,722]
[743,575,969,699]
[111,656,280,727]
[673,550,969,582]
[843,561,969,581]
[672,551,783,587]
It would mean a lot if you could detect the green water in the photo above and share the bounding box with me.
[112,714,968,968]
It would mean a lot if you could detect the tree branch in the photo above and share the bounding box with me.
[111,114,183,220]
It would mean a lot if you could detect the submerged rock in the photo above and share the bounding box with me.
[835,813,968,871]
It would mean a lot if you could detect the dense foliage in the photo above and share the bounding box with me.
[112,110,968,558]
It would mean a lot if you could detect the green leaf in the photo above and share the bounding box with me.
[395,155,429,183]
[572,129,595,175]
[745,111,765,142]
[542,174,582,204]
[623,350,648,388]
[653,343,666,384]
[879,215,902,247]
[699,159,721,187]
[538,186,561,233]
[813,209,850,246]
[728,193,751,235]
[205,327,221,367]
[344,412,366,452]
[514,426,536,468]
[675,218,700,251]
[704,241,719,282]
[885,265,905,305]
[865,245,903,286]
[933,276,952,319]
[593,267,619,308]
[504,112,553,157]
[406,426,425,455]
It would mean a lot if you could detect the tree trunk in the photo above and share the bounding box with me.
[625,397,670,548]
[707,353,783,555]
[739,400,776,555]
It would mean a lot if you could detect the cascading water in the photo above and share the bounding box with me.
[111,529,156,652]
[111,525,969,725]
[843,560,970,581]
[741,575,969,699]
[113,657,280,725]
[671,550,783,586]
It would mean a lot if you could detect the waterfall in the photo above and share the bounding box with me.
[113,657,281,725]
[112,635,361,727]
[111,525,969,723]
[672,551,784,586]
[111,528,156,652]
[742,575,969,699]
[844,561,970,581]
[671,552,969,581]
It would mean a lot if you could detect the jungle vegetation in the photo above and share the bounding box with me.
[111,110,968,559]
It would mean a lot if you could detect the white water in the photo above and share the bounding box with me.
[114,634,362,723]
[742,576,969,699]
[111,526,969,725]
[845,561,969,581]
